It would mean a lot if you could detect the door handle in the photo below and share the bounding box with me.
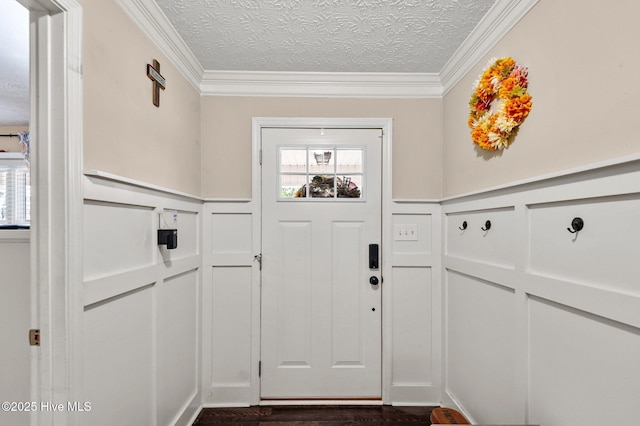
[369,276,379,285]
[369,244,379,270]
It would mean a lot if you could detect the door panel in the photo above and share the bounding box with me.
[261,127,382,399]
[278,221,312,367]
[332,221,366,367]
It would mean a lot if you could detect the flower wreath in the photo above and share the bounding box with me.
[468,57,532,151]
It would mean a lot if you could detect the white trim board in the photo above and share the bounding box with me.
[116,0,539,98]
[200,71,442,98]
[25,1,84,425]
[84,169,202,202]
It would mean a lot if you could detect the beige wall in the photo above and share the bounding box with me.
[0,126,27,152]
[80,0,201,195]
[201,97,442,199]
[80,0,638,199]
[443,0,640,197]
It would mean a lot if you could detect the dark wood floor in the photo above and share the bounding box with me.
[193,405,436,425]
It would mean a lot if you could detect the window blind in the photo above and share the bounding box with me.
[0,156,30,226]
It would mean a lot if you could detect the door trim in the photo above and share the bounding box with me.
[24,1,84,424]
[251,117,393,404]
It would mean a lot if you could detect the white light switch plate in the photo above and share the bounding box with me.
[394,224,418,241]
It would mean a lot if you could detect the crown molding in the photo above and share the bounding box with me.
[115,0,204,92]
[200,71,442,98]
[439,0,540,96]
[117,0,538,98]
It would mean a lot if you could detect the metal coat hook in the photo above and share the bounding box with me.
[567,217,584,234]
[481,220,492,231]
[459,221,468,231]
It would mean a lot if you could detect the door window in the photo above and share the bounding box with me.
[278,147,365,200]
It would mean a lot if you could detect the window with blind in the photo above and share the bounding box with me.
[0,154,30,228]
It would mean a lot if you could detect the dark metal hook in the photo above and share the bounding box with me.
[481,220,491,231]
[567,217,584,234]
[459,221,467,231]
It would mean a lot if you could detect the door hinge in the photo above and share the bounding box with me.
[29,329,40,346]
[254,253,262,271]
[259,149,262,165]
[258,361,261,378]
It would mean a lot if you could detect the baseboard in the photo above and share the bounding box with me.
[178,404,202,426]
[441,390,475,425]
[259,400,384,406]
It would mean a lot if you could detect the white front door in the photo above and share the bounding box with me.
[260,127,382,399]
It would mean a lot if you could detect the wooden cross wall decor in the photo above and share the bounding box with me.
[146,59,166,107]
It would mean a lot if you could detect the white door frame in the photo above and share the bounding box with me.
[251,117,393,404]
[22,0,83,424]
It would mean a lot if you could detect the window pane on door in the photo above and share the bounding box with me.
[280,174,307,198]
[277,146,365,201]
[309,175,335,198]
[309,150,334,175]
[337,175,362,199]
[280,149,307,173]
[336,150,363,174]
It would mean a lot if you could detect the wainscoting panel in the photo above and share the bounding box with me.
[158,269,199,426]
[445,207,516,269]
[445,271,518,424]
[210,266,253,392]
[392,213,433,266]
[442,158,640,424]
[528,195,640,295]
[210,213,252,258]
[528,297,640,426]
[82,172,202,426]
[391,266,432,386]
[84,285,155,426]
[202,202,260,406]
[83,200,155,281]
[388,203,441,404]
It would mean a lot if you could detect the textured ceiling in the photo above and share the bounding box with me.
[154,0,497,73]
[0,0,29,126]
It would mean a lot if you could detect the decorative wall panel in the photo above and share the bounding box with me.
[82,173,201,426]
[445,271,517,424]
[445,207,516,269]
[528,195,640,295]
[210,266,253,387]
[83,201,155,281]
[203,203,259,406]
[211,213,252,255]
[528,297,640,426]
[391,266,432,386]
[158,270,199,426]
[84,287,155,426]
[442,159,640,424]
[388,205,441,404]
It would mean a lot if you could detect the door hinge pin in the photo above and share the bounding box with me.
[254,254,262,271]
[29,329,40,346]
[258,361,261,377]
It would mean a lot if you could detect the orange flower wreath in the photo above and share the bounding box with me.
[468,57,532,151]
